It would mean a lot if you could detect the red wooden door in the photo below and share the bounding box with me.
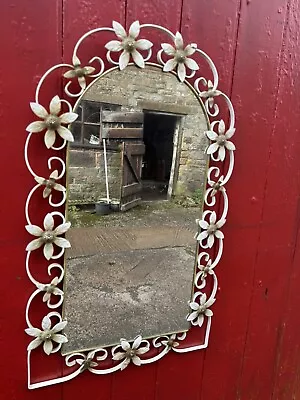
[2,1,300,399]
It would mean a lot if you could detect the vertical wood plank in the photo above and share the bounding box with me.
[0,0,63,399]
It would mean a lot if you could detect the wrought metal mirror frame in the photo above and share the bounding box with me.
[24,21,236,389]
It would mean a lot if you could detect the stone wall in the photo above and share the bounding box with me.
[68,147,122,205]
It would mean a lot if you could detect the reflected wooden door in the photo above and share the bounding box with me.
[120,142,145,211]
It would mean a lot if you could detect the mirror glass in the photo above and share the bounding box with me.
[62,65,209,354]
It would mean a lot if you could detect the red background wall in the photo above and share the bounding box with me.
[1,0,300,399]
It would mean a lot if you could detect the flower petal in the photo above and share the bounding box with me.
[84,66,95,75]
[60,112,78,124]
[43,292,51,302]
[215,230,224,239]
[132,355,141,366]
[132,335,142,349]
[28,338,43,351]
[199,220,209,230]
[54,222,71,235]
[34,175,46,185]
[54,237,71,249]
[198,314,204,327]
[225,141,236,151]
[44,129,56,149]
[187,311,198,322]
[53,183,65,192]
[209,212,216,224]
[163,58,177,72]
[42,316,51,330]
[205,309,213,317]
[161,43,176,56]
[43,187,52,198]
[184,44,196,56]
[52,321,67,333]
[44,242,54,260]
[196,231,208,241]
[105,40,123,51]
[49,95,61,116]
[189,302,199,311]
[78,76,86,89]
[200,293,207,304]
[25,327,41,337]
[206,142,219,155]
[72,54,81,66]
[207,234,214,248]
[26,238,44,252]
[218,120,226,134]
[112,21,127,39]
[225,128,236,139]
[177,63,186,82]
[120,358,130,370]
[129,20,140,39]
[131,49,145,68]
[50,170,59,179]
[63,69,77,79]
[113,351,126,361]
[120,339,130,351]
[135,39,153,51]
[218,146,226,161]
[57,126,74,142]
[185,57,199,71]
[25,224,43,236]
[30,102,48,119]
[206,130,218,141]
[52,334,68,344]
[136,346,149,355]
[119,50,130,70]
[43,339,53,355]
[44,213,54,230]
[26,121,45,133]
[174,32,184,49]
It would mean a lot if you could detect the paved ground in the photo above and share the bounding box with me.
[62,203,200,354]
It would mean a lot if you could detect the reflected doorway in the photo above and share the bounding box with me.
[141,112,181,200]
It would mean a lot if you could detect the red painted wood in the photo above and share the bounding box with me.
[2,0,300,399]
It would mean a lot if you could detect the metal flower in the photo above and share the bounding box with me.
[208,176,225,197]
[63,55,95,89]
[161,334,179,349]
[200,80,221,108]
[112,336,149,370]
[161,32,199,82]
[25,316,68,355]
[26,95,78,149]
[36,276,63,303]
[25,213,71,260]
[196,211,226,248]
[198,259,214,280]
[105,20,153,70]
[206,120,236,161]
[77,354,98,371]
[187,293,215,327]
[34,170,65,198]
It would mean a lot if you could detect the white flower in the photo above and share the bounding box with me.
[198,259,214,280]
[196,211,225,248]
[187,293,215,327]
[26,95,78,149]
[112,336,149,370]
[25,316,68,355]
[77,354,98,371]
[208,176,225,197]
[36,276,63,303]
[105,20,153,70]
[200,80,221,108]
[161,334,179,349]
[25,213,71,260]
[34,170,65,198]
[161,32,199,82]
[206,120,236,161]
[63,55,95,89]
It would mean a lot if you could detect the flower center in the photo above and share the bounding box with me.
[207,224,217,235]
[217,135,226,146]
[198,306,206,314]
[42,231,55,243]
[175,50,186,63]
[40,330,52,340]
[213,182,221,191]
[74,66,85,77]
[46,178,56,189]
[45,115,60,130]
[126,349,136,359]
[123,38,136,53]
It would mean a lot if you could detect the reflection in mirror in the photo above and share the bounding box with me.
[62,65,209,354]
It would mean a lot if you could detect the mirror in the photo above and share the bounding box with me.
[62,65,209,354]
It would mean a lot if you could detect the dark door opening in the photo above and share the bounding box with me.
[142,112,178,200]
